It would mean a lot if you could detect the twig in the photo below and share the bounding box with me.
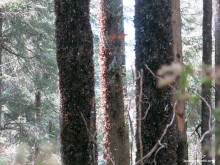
[191,123,201,138]
[135,102,177,165]
[144,63,213,163]
[80,112,97,144]
[145,64,174,90]
[144,64,159,79]
[1,43,35,59]
[195,93,212,135]
[80,112,99,164]
[146,63,213,146]
[127,99,134,164]
[153,142,164,164]
[193,93,213,163]
[140,102,151,120]
[137,69,144,165]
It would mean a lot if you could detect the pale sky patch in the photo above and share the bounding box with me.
[0,0,20,6]
[123,0,135,69]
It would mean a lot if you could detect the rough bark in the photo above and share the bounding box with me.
[0,8,3,132]
[99,0,130,164]
[201,0,212,164]
[171,0,188,164]
[135,0,178,164]
[55,0,97,164]
[215,0,220,163]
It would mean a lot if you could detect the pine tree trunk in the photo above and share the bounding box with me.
[99,0,130,164]
[135,0,178,164]
[215,0,220,163]
[55,0,97,164]
[171,0,188,164]
[202,0,212,164]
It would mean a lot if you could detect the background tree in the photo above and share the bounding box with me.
[0,0,61,164]
[172,0,188,164]
[215,0,220,163]
[0,0,218,164]
[55,0,97,164]
[135,0,178,164]
[201,0,212,164]
[99,0,130,164]
[180,0,204,160]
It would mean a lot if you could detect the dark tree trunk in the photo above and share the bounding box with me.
[135,0,178,164]
[33,90,41,163]
[35,90,41,122]
[55,0,97,164]
[215,0,220,163]
[99,0,130,164]
[0,8,3,133]
[201,0,212,164]
[171,0,188,164]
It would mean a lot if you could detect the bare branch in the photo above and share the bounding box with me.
[146,63,213,146]
[135,102,177,165]
[80,112,97,145]
[191,123,201,138]
[145,64,174,89]
[153,142,164,164]
[141,64,213,164]
[126,98,134,164]
[1,43,35,59]
[195,93,212,135]
[137,69,144,165]
[138,101,150,121]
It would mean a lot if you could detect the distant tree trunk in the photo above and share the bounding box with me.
[33,90,41,163]
[35,90,41,122]
[99,0,130,164]
[135,0,177,164]
[48,120,54,138]
[201,0,212,164]
[171,0,188,164]
[0,8,3,132]
[215,0,220,163]
[55,0,97,164]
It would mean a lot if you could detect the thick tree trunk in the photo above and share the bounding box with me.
[215,0,220,163]
[201,0,212,164]
[135,0,178,164]
[55,0,97,164]
[99,0,130,164]
[171,0,188,164]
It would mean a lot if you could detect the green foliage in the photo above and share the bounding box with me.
[180,1,204,144]
[179,64,193,89]
[0,0,59,163]
[0,0,215,163]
